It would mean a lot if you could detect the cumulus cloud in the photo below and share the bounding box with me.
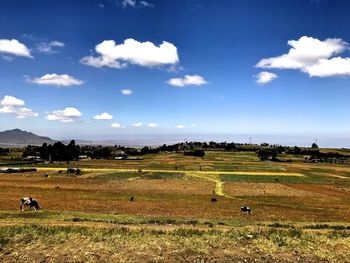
[132,122,143,127]
[166,75,207,87]
[255,71,278,85]
[256,36,350,77]
[0,39,32,58]
[26,74,84,87]
[120,89,133,95]
[0,95,38,119]
[1,95,25,106]
[111,122,124,128]
[93,112,113,120]
[80,38,178,69]
[46,107,82,123]
[37,40,65,53]
[176,124,185,129]
[148,123,158,128]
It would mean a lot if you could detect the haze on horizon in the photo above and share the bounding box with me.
[1,0,350,147]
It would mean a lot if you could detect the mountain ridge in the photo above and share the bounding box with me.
[0,129,56,146]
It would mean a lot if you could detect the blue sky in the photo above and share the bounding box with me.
[0,0,350,143]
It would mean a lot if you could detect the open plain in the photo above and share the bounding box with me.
[1,150,350,262]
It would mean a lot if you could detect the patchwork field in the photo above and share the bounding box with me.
[1,150,350,262]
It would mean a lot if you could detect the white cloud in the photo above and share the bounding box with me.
[139,1,154,7]
[111,122,124,128]
[306,57,350,77]
[166,75,207,87]
[256,71,278,85]
[27,74,84,87]
[37,40,65,53]
[46,107,82,123]
[256,36,350,77]
[120,89,133,95]
[80,38,178,69]
[148,123,158,128]
[93,112,113,120]
[176,124,185,129]
[121,0,153,8]
[132,122,143,127]
[0,39,32,58]
[0,95,38,119]
[1,95,25,106]
[122,0,136,7]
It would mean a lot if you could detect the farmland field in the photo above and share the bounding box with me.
[1,150,350,262]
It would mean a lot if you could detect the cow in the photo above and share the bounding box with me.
[240,206,252,215]
[20,197,40,211]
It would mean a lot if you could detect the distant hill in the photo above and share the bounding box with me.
[0,129,56,147]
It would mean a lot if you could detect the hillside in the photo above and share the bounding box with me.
[0,129,55,146]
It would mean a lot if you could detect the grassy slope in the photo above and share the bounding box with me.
[1,211,350,262]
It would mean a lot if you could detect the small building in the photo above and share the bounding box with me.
[115,151,128,160]
[79,155,91,160]
[24,156,41,160]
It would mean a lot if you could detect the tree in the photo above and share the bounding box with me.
[311,143,319,149]
[257,150,269,161]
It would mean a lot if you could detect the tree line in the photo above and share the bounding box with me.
[21,140,349,162]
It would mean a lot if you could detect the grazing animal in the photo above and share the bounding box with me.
[130,196,134,202]
[20,197,40,211]
[240,206,252,215]
[211,198,217,202]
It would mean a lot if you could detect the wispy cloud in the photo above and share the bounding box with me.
[81,38,178,69]
[120,89,133,95]
[256,36,350,77]
[26,74,84,87]
[176,124,185,129]
[132,122,143,127]
[0,39,32,58]
[0,95,38,119]
[37,40,65,54]
[121,0,154,8]
[148,123,158,128]
[167,75,207,87]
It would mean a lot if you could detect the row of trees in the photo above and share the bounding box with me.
[21,140,349,163]
[23,140,80,161]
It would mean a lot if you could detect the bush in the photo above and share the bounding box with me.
[183,150,205,157]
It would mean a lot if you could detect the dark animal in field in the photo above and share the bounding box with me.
[130,196,134,202]
[240,206,252,215]
[20,197,40,211]
[211,198,217,202]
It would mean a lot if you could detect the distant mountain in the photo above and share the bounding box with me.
[0,129,56,146]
